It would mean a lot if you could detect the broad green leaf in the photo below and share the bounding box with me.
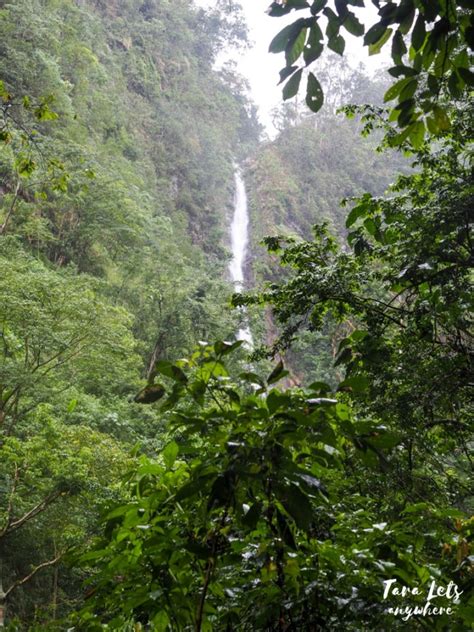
[411,15,426,51]
[286,27,308,64]
[152,610,170,632]
[384,77,413,102]
[458,67,474,86]
[155,360,188,383]
[283,68,303,100]
[391,30,407,64]
[328,34,345,55]
[343,11,364,37]
[306,72,324,112]
[304,23,324,65]
[277,483,313,531]
[337,375,370,393]
[134,383,166,404]
[269,19,306,54]
[346,202,369,227]
[278,65,299,84]
[408,120,425,149]
[267,360,286,384]
[308,380,331,393]
[214,340,243,356]
[369,27,392,55]
[268,0,310,16]
[433,105,451,130]
[388,64,418,78]
[239,371,265,387]
[242,502,261,529]
[364,22,387,46]
[310,0,327,15]
[162,441,179,468]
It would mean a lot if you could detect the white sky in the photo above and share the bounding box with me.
[196,1,387,134]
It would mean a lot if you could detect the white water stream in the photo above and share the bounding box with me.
[229,169,253,346]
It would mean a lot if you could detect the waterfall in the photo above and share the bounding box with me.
[229,168,252,346]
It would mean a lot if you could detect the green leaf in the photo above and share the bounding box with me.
[278,65,299,84]
[134,383,166,404]
[384,77,413,102]
[411,15,426,51]
[304,23,324,65]
[162,441,179,469]
[388,65,417,78]
[34,105,59,121]
[308,381,332,393]
[343,11,364,37]
[458,67,474,86]
[0,130,12,143]
[364,22,387,46]
[267,390,290,414]
[277,483,313,531]
[448,71,464,98]
[363,217,377,236]
[295,471,323,493]
[286,27,308,64]
[175,475,213,502]
[155,360,188,383]
[152,610,170,631]
[268,0,310,16]
[208,474,233,509]
[242,502,261,529]
[276,509,297,549]
[306,72,324,112]
[67,399,78,413]
[267,360,286,384]
[214,340,243,356]
[399,8,415,36]
[408,120,425,149]
[328,34,345,55]
[189,379,206,404]
[346,202,369,227]
[283,68,303,100]
[269,19,306,54]
[310,0,327,15]
[368,27,392,55]
[239,371,265,388]
[391,30,407,64]
[433,106,450,130]
[337,375,370,393]
[399,78,418,101]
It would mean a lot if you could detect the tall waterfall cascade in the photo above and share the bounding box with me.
[229,169,253,346]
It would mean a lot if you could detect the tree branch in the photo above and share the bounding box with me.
[0,179,20,236]
[4,552,63,598]
[1,489,63,538]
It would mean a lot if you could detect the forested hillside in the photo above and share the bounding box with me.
[244,63,409,383]
[248,61,401,241]
[0,0,472,630]
[0,0,259,625]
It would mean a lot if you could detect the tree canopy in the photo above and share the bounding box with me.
[268,0,473,145]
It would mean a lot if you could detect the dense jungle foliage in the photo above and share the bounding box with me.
[0,0,259,625]
[0,0,473,630]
